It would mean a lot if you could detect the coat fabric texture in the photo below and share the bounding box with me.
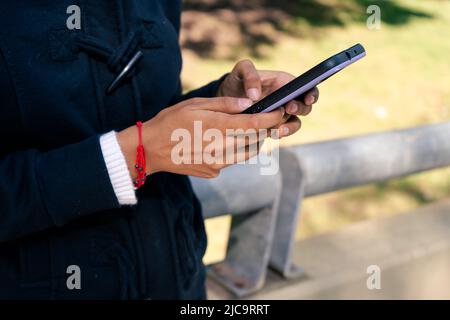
[0,0,223,299]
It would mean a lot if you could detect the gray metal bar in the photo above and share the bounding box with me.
[295,122,450,197]
[190,162,279,218]
[270,122,450,277]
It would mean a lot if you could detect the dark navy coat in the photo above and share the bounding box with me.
[0,0,223,299]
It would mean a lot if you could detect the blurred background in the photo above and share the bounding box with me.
[178,0,450,264]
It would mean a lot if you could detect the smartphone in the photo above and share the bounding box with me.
[241,43,366,114]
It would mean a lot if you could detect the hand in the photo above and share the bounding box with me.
[117,97,285,179]
[218,60,320,138]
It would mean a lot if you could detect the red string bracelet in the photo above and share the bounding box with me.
[133,121,147,189]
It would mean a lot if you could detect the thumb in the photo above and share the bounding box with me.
[194,97,254,114]
[233,60,262,101]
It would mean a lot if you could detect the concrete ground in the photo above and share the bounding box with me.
[207,199,450,299]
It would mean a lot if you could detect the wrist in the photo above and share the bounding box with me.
[117,122,161,178]
[141,120,162,175]
[116,125,139,179]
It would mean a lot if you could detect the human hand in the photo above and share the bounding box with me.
[218,60,320,137]
[117,97,285,178]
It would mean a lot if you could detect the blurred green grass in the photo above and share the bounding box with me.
[179,0,450,262]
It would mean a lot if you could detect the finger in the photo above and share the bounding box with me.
[278,116,302,138]
[193,97,253,114]
[276,110,291,129]
[208,134,264,169]
[273,114,293,130]
[226,142,261,165]
[258,70,295,88]
[281,111,291,124]
[285,100,301,115]
[286,98,316,115]
[206,139,261,168]
[193,97,285,130]
[234,60,262,101]
[302,87,319,106]
[286,87,319,115]
[219,134,259,153]
[286,100,310,116]
[220,107,286,132]
[301,105,313,116]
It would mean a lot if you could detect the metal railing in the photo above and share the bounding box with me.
[190,121,450,297]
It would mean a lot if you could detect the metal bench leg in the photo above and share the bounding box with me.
[208,192,281,297]
[269,149,306,278]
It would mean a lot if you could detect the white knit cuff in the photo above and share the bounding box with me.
[100,131,137,206]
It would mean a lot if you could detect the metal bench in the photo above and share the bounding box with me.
[191,121,450,297]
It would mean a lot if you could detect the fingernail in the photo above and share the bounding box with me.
[306,95,315,105]
[247,88,261,101]
[282,127,289,137]
[239,98,253,110]
[288,103,299,114]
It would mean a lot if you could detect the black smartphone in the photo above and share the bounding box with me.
[242,44,366,114]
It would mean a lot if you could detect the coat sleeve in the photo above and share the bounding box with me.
[0,50,121,244]
[0,139,122,243]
